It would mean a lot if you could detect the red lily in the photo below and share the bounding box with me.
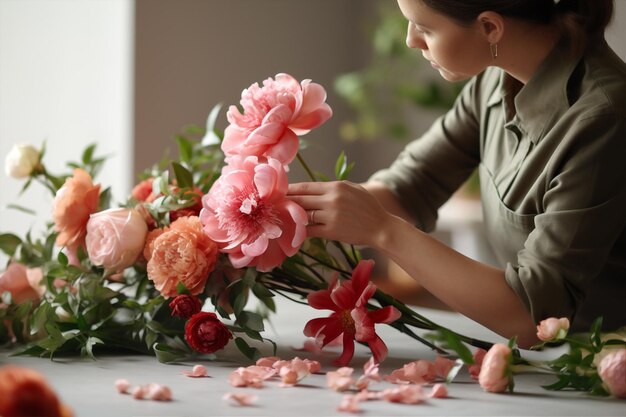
[303,259,401,366]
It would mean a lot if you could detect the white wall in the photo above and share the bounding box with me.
[0,0,134,261]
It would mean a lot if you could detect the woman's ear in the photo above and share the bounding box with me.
[476,11,505,44]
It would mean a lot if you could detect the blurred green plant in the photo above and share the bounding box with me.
[334,2,464,142]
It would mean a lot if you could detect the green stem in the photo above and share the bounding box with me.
[299,249,352,277]
[296,152,317,182]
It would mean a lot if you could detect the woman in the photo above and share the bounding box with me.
[288,0,625,348]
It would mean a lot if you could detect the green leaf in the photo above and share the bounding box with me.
[172,161,194,189]
[436,328,473,364]
[202,104,223,146]
[82,143,97,164]
[5,204,36,215]
[0,233,22,257]
[234,337,261,362]
[542,376,573,391]
[175,136,193,163]
[57,251,69,266]
[334,151,355,181]
[237,311,265,332]
[153,342,187,363]
[252,282,274,299]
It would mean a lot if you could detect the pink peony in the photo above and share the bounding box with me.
[536,317,570,342]
[222,73,332,165]
[52,168,101,251]
[303,260,401,366]
[478,344,513,393]
[598,349,626,398]
[200,155,307,272]
[85,208,148,275]
[0,263,43,305]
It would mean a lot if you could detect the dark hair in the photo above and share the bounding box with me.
[420,0,614,41]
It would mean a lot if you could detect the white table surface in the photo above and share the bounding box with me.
[2,297,625,417]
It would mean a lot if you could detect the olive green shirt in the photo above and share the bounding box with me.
[370,38,626,331]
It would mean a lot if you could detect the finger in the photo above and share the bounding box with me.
[288,195,325,209]
[288,182,330,196]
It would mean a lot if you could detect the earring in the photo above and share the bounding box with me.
[490,43,498,60]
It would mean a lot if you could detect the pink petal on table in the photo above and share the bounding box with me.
[429,383,449,398]
[132,385,146,400]
[146,383,173,401]
[114,378,131,394]
[337,394,361,413]
[381,385,424,404]
[223,392,258,406]
[256,356,281,367]
[181,364,209,378]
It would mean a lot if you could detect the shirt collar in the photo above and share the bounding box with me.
[498,37,584,144]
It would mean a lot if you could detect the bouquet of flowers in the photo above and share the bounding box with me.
[1,73,625,399]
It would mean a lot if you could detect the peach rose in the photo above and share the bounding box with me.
[85,208,148,274]
[145,216,218,298]
[52,168,100,251]
[598,349,626,398]
[0,366,73,417]
[0,263,43,304]
[478,344,513,393]
[536,317,570,342]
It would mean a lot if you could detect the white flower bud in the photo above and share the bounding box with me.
[4,143,40,179]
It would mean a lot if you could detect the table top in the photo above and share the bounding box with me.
[2,298,624,417]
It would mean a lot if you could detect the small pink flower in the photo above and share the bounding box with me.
[304,260,401,366]
[598,349,626,398]
[478,344,513,393]
[200,156,307,272]
[223,392,258,406]
[468,348,487,380]
[536,317,570,342]
[85,208,148,275]
[222,73,332,165]
[181,364,208,378]
[429,383,449,398]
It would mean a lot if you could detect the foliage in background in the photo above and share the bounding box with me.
[334,2,464,142]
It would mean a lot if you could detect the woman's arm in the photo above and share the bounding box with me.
[288,180,538,347]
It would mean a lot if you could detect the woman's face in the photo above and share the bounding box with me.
[397,0,491,82]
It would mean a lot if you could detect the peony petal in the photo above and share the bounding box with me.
[229,251,253,269]
[252,240,286,272]
[253,164,278,200]
[246,122,285,146]
[264,129,299,165]
[223,392,258,406]
[241,235,269,257]
[262,103,293,126]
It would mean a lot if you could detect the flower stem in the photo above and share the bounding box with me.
[296,152,317,182]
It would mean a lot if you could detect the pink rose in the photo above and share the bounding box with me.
[536,317,570,342]
[598,349,626,398]
[222,73,332,165]
[0,263,43,305]
[200,155,307,272]
[85,208,148,274]
[478,344,513,393]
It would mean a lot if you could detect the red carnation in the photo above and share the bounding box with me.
[169,295,202,319]
[185,312,232,354]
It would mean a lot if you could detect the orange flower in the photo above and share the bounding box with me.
[52,168,100,251]
[145,216,218,297]
[0,366,73,417]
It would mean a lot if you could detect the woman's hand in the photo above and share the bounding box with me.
[287,181,396,248]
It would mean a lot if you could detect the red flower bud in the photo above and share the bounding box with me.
[185,312,232,354]
[169,295,202,319]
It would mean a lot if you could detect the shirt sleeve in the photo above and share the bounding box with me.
[504,110,626,324]
[368,75,483,232]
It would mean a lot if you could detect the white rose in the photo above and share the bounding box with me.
[4,143,41,179]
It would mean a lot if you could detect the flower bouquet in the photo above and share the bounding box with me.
[1,74,625,399]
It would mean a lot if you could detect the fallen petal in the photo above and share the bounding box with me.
[223,392,258,406]
[114,378,131,394]
[181,364,209,378]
